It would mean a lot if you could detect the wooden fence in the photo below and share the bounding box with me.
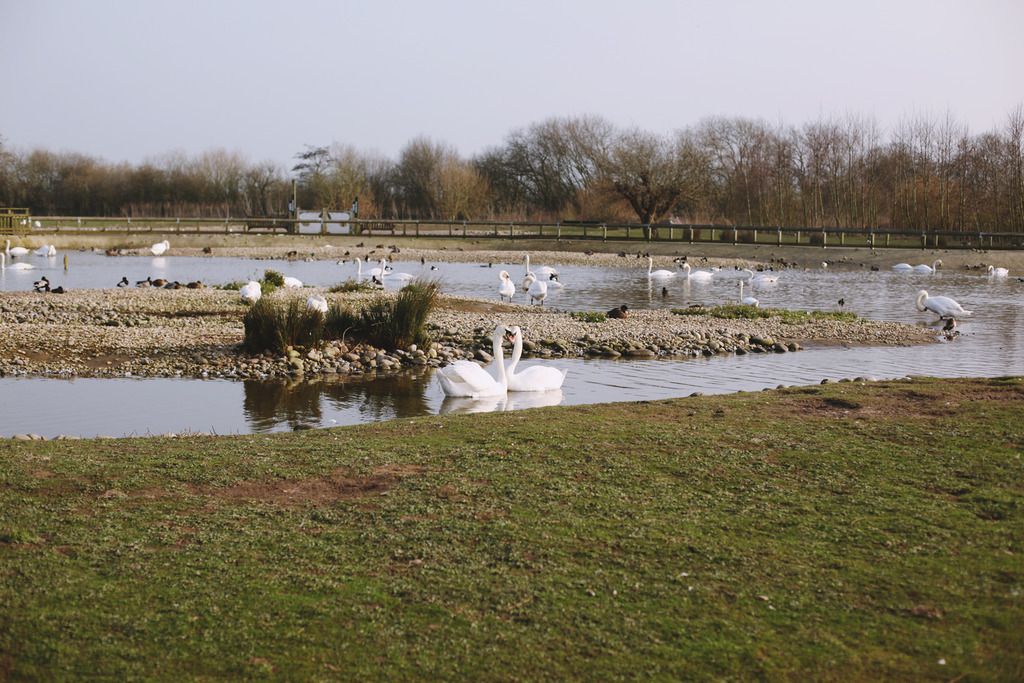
[8,215,1024,250]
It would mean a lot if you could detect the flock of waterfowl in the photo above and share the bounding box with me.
[2,237,1013,328]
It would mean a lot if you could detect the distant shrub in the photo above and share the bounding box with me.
[263,270,285,287]
[570,311,607,323]
[219,281,244,291]
[243,298,323,353]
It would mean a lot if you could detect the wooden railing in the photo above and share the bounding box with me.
[9,215,1024,250]
[0,208,30,235]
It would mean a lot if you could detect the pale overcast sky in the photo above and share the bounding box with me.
[1,0,1021,167]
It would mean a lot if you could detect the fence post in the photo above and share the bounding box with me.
[557,222,561,240]
[921,232,926,249]
[602,224,607,242]
[462,220,467,238]
[583,223,587,239]
[732,227,737,245]
[689,226,694,244]
[626,225,631,240]
[822,231,828,248]
[509,222,513,238]
[777,228,782,246]
[840,231,845,246]
[448,221,452,237]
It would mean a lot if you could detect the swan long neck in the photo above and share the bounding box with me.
[491,327,508,385]
[916,291,928,311]
[507,330,523,375]
[1,253,4,270]
[647,257,653,275]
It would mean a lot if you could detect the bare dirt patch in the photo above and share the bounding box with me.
[198,464,427,507]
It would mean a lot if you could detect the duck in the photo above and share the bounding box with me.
[135,276,152,288]
[151,278,168,288]
[33,276,50,292]
[116,276,129,288]
[50,286,66,294]
[186,280,205,289]
[607,305,629,319]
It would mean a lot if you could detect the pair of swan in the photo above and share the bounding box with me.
[34,244,56,257]
[0,253,36,271]
[150,240,170,256]
[436,325,567,397]
[893,259,942,274]
[916,290,971,320]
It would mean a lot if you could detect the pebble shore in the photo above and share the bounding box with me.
[0,281,935,382]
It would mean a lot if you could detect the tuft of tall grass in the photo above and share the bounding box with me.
[243,298,323,354]
[323,281,439,349]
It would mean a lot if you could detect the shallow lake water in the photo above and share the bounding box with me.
[1,252,1021,437]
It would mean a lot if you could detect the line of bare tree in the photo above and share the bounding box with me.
[2,107,1022,232]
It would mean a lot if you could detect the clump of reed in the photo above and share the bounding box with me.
[324,280,439,349]
[243,298,323,353]
[242,280,440,354]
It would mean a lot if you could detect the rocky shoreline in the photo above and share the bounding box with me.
[0,286,936,382]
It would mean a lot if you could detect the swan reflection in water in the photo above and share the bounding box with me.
[242,372,433,432]
[439,389,564,415]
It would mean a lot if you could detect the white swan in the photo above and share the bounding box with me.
[34,244,57,257]
[681,262,714,282]
[527,276,548,305]
[505,326,567,391]
[354,257,387,281]
[239,280,262,303]
[5,240,29,257]
[498,270,515,302]
[306,294,328,313]
[912,259,942,274]
[524,253,557,278]
[646,256,676,279]
[0,253,35,270]
[916,290,971,320]
[892,262,914,272]
[739,280,759,307]
[988,265,1009,277]
[436,324,510,398]
[381,259,414,283]
[283,276,303,288]
[150,240,170,256]
[743,268,778,285]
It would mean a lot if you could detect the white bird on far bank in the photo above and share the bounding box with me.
[150,240,170,256]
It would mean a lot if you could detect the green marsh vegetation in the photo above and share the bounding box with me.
[0,377,1021,679]
[674,304,858,323]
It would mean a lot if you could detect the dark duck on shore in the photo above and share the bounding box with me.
[607,305,629,319]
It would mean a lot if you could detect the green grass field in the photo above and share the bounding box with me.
[1,377,1022,680]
